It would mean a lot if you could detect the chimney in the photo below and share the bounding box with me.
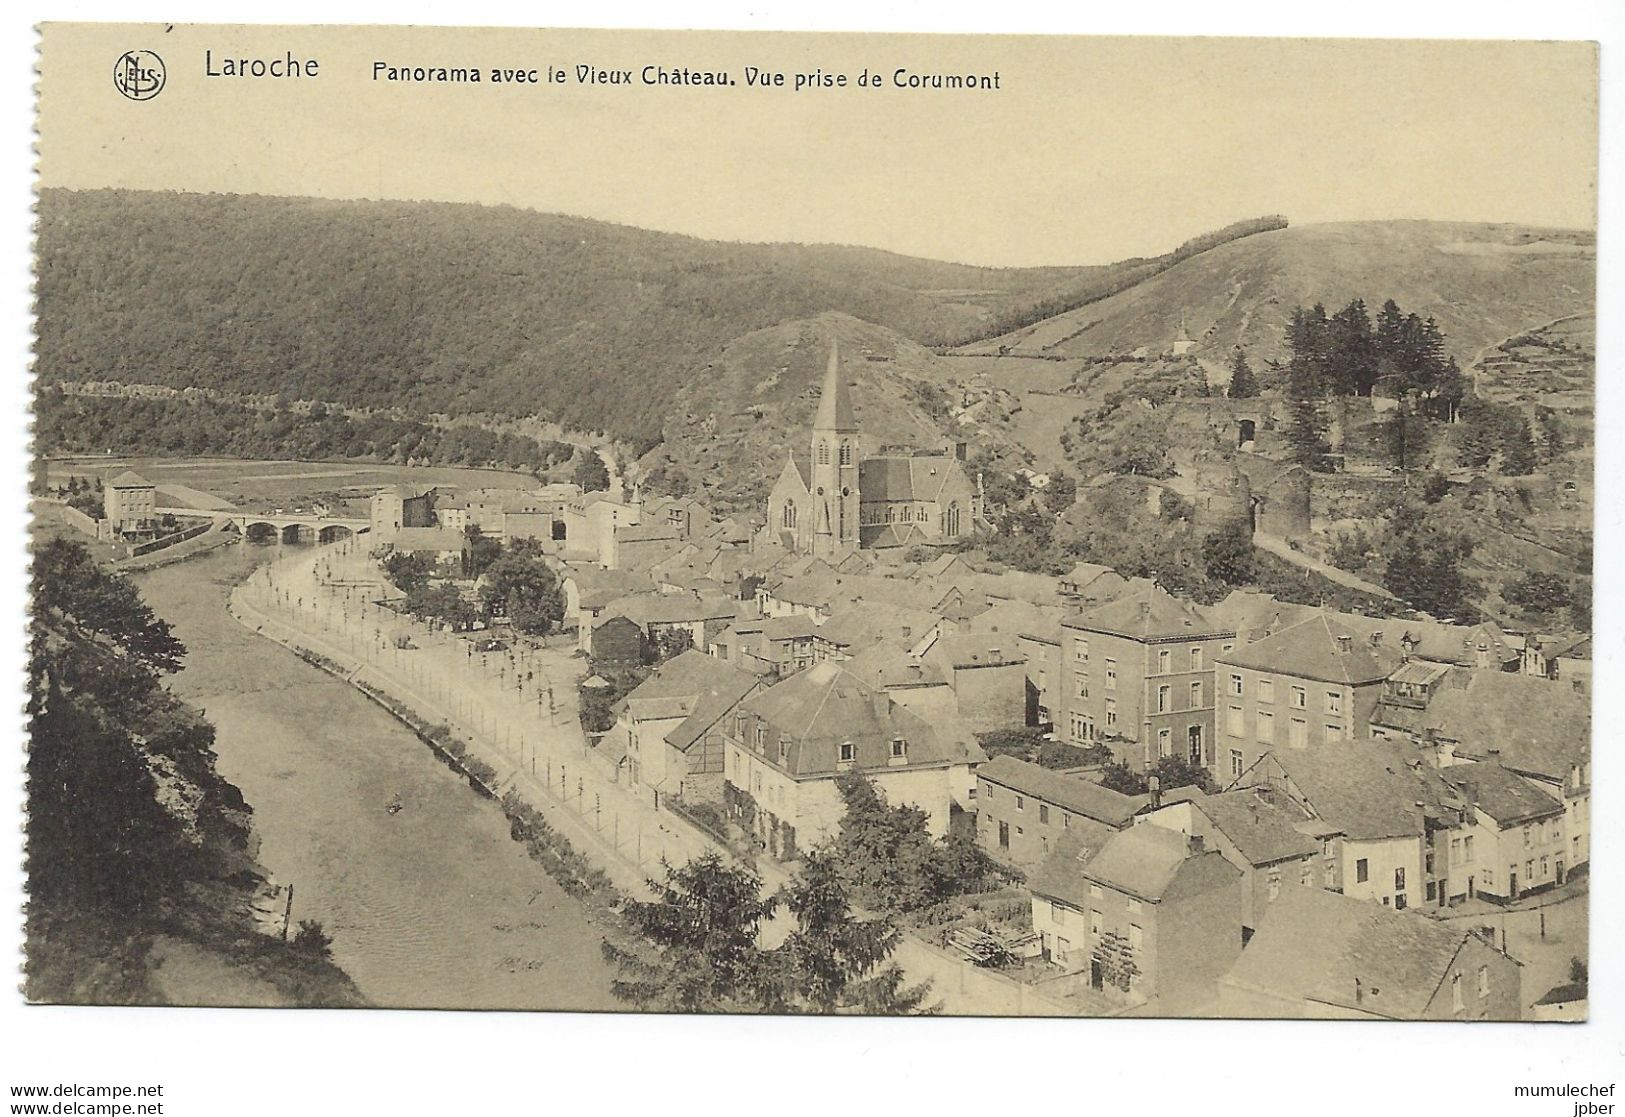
[872,689,892,720]
[1336,635,1353,654]
[1370,630,1384,648]
[1188,833,1205,855]
[1148,774,1162,810]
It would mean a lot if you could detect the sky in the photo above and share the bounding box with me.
[37,27,1599,267]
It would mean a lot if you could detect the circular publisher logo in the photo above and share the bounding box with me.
[113,51,166,101]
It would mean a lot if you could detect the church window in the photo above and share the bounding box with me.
[839,442,853,466]
[885,506,895,523]
[945,502,961,538]
[817,441,830,466]
[782,503,797,529]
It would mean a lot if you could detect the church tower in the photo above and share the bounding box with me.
[810,341,860,558]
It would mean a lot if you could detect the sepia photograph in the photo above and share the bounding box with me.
[12,13,1621,1107]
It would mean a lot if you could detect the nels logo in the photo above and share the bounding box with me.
[113,50,166,101]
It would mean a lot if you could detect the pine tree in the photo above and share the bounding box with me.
[1226,349,1260,398]
[601,853,781,1012]
[778,848,935,1015]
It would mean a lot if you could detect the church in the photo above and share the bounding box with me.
[766,342,985,558]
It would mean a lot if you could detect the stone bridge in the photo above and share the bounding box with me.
[155,505,370,545]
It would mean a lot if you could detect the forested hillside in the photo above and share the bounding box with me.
[26,538,363,1005]
[35,189,1106,449]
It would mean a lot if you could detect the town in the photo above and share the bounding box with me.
[41,331,1581,1018]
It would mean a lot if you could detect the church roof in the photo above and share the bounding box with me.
[858,455,964,503]
[813,341,858,432]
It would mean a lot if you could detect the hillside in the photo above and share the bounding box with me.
[35,189,1106,450]
[961,221,1595,373]
[638,312,1029,514]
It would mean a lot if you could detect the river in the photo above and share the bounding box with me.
[136,544,621,1011]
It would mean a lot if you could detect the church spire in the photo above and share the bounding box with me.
[814,340,858,432]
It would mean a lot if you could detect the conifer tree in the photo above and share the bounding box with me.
[1226,349,1260,398]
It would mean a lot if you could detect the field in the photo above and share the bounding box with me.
[47,456,541,517]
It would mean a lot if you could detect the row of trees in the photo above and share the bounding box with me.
[384,532,566,636]
[36,388,578,476]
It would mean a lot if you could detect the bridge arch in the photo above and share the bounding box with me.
[243,521,279,544]
[281,523,317,545]
[318,524,354,544]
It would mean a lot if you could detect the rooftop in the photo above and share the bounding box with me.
[979,755,1146,826]
[1065,581,1231,641]
[1219,612,1401,685]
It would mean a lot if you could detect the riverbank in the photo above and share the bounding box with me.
[137,547,622,1010]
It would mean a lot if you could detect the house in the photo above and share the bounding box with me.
[915,633,1029,733]
[561,568,657,646]
[1029,826,1243,1010]
[595,592,741,658]
[975,755,1145,872]
[721,661,987,860]
[709,614,821,678]
[369,484,436,538]
[1138,786,1321,933]
[1054,582,1237,772]
[610,650,764,800]
[1214,612,1401,784]
[1393,671,1591,872]
[1216,884,1522,1020]
[810,603,938,664]
[766,342,986,558]
[1230,739,1460,910]
[103,470,157,534]
[387,526,469,564]
[589,615,645,667]
[1522,633,1592,693]
[1435,761,1568,902]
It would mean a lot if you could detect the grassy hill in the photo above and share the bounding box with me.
[35,189,1107,450]
[962,221,1596,373]
[638,312,1029,514]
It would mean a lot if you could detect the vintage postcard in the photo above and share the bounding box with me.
[26,23,1596,1026]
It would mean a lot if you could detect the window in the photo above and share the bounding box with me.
[1227,705,1244,737]
[1463,835,1474,861]
[1356,858,1369,884]
[1105,699,1117,728]
[838,741,856,764]
[1425,849,1435,876]
[1190,680,1202,707]
[1525,859,1534,881]
[890,737,907,759]
[1451,973,1463,1012]
[755,725,767,751]
[1325,723,1343,742]
[1074,672,1089,699]
[982,784,993,802]
[1051,902,1066,924]
[1300,862,1313,886]
[1128,924,1143,952]
[1158,649,1171,674]
[1478,965,1490,998]
[1450,837,1462,866]
[1039,804,1050,824]
[839,441,852,466]
[1157,685,1171,713]
[1257,679,1275,704]
[1394,868,1405,892]
[1062,813,1071,829]
[1257,710,1274,743]
[1157,728,1172,757]
[1126,898,1142,914]
[1523,825,1533,848]
[1540,856,1549,878]
[1015,795,1026,812]
[1088,883,1102,899]
[1089,909,1102,935]
[1289,718,1308,749]
[781,503,797,529]
[1230,749,1244,779]
[1267,871,1281,900]
[1104,659,1118,691]
[1069,713,1094,742]
[1229,673,1243,697]
[779,741,789,763]
[1074,638,1090,663]
[1327,691,1343,716]
[1190,647,1203,671]
[1290,686,1307,710]
[817,440,830,465]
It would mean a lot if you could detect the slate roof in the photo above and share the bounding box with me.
[1033,825,1237,907]
[924,632,1028,670]
[1219,613,1401,686]
[1266,739,1457,842]
[859,522,929,549]
[108,470,155,488]
[615,522,684,543]
[1531,633,1591,661]
[598,592,741,627]
[739,661,986,779]
[857,455,966,503]
[1066,581,1232,641]
[816,603,934,650]
[569,569,657,610]
[1420,672,1590,782]
[1438,761,1565,827]
[390,526,467,553]
[1194,789,1320,867]
[813,341,858,431]
[978,755,1146,826]
[1222,884,1506,1018]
